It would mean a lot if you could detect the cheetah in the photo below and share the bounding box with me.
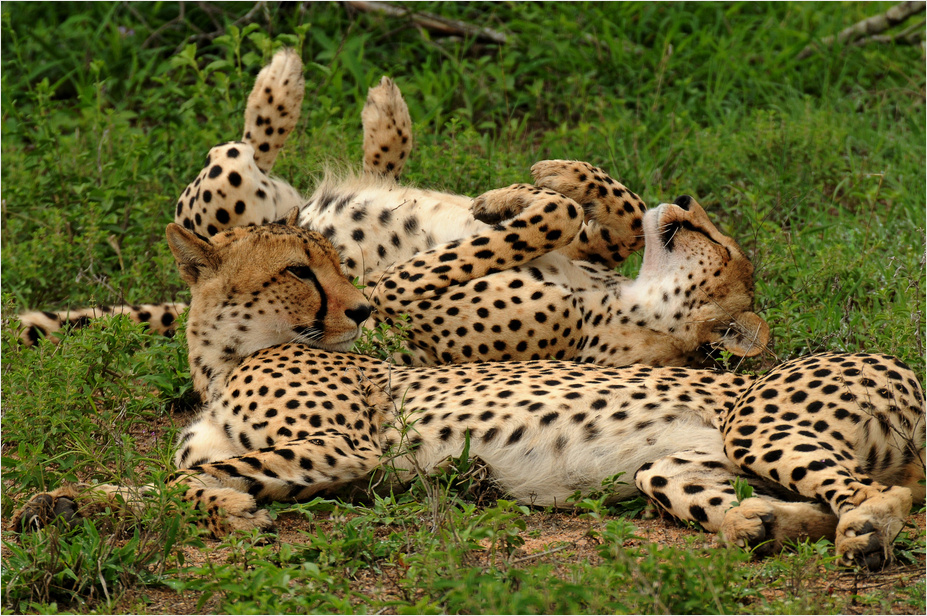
[17,50,770,369]
[15,210,925,570]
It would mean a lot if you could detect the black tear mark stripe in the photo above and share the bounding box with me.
[294,268,328,329]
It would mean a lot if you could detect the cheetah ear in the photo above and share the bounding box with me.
[273,207,300,227]
[166,223,220,286]
[713,311,771,357]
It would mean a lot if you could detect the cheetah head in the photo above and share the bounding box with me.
[166,208,372,357]
[634,195,770,358]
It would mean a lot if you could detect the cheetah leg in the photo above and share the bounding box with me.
[173,431,384,535]
[243,48,305,173]
[362,77,412,180]
[634,449,838,555]
[371,184,583,312]
[531,160,647,267]
[18,433,387,537]
[174,140,304,236]
[723,353,926,568]
[175,49,305,236]
[16,302,186,346]
[11,483,153,533]
[10,480,276,538]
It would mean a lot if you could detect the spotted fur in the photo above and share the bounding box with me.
[15,219,925,570]
[17,50,770,369]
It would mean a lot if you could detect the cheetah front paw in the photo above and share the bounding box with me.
[471,184,549,224]
[193,488,276,537]
[719,497,778,556]
[836,486,912,569]
[532,160,623,213]
[532,160,601,203]
[12,492,80,533]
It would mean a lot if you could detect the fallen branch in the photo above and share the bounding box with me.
[345,1,508,44]
[851,19,925,47]
[510,544,571,565]
[798,1,925,59]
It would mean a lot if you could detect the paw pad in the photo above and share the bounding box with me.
[16,494,79,533]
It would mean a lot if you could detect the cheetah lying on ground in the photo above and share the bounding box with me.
[15,210,925,569]
[18,49,770,368]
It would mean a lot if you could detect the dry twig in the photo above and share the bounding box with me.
[798,1,925,59]
[345,1,508,44]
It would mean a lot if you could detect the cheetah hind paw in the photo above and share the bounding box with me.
[12,483,158,535]
[362,76,412,179]
[220,507,275,538]
[836,486,911,570]
[721,497,842,558]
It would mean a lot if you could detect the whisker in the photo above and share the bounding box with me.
[290,321,327,346]
[662,226,679,249]
[631,222,677,241]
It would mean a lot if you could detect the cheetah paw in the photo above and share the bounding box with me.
[224,507,275,535]
[13,492,80,533]
[719,497,778,556]
[248,48,305,118]
[362,76,412,178]
[836,486,911,570]
[363,76,411,131]
[195,488,276,537]
[531,160,611,215]
[471,184,552,224]
[531,160,599,195]
[245,49,305,173]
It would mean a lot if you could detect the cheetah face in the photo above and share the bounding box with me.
[640,195,751,279]
[166,216,372,356]
[635,195,769,356]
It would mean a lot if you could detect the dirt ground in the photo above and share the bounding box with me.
[44,508,919,615]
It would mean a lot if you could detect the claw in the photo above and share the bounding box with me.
[17,493,54,532]
[16,493,79,533]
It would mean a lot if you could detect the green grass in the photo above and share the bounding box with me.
[1,2,925,614]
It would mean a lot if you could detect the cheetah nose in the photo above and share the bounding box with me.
[673,195,692,210]
[345,304,373,325]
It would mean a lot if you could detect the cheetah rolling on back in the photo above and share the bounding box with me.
[16,210,925,570]
[19,49,770,369]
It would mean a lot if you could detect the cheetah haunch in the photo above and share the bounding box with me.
[15,213,925,570]
[19,49,770,369]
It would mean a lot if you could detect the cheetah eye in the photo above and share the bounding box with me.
[286,265,314,279]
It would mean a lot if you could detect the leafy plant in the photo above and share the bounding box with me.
[350,312,412,361]
[730,476,756,507]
